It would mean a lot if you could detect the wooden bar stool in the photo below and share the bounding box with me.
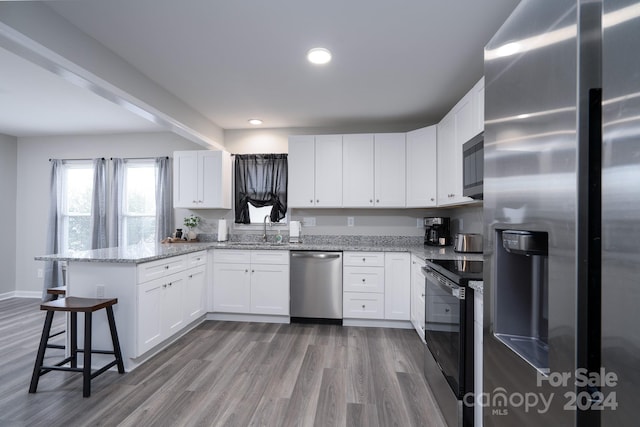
[45,286,68,349]
[46,286,67,299]
[29,297,125,397]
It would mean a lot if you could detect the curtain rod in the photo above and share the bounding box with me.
[49,157,105,161]
[109,156,169,160]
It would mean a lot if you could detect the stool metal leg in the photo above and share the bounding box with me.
[106,306,125,373]
[83,312,92,398]
[29,311,54,393]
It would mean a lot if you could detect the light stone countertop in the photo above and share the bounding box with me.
[469,280,484,293]
[35,240,484,264]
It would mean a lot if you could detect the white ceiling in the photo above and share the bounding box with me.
[2,0,521,137]
[0,45,162,137]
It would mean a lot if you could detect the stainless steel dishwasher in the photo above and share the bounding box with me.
[290,251,343,323]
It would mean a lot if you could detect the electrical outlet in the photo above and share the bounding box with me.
[96,284,105,298]
[302,217,316,227]
[347,217,355,227]
[37,268,43,278]
[417,218,422,228]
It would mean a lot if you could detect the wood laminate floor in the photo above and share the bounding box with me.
[0,298,446,427]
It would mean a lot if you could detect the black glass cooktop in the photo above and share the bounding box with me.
[425,259,483,284]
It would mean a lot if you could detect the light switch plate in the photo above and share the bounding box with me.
[347,217,355,227]
[302,217,316,227]
[417,218,422,228]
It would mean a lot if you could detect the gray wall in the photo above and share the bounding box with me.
[13,127,485,295]
[15,132,201,295]
[0,133,17,297]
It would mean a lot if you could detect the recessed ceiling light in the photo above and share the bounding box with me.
[307,47,332,65]
[248,119,263,125]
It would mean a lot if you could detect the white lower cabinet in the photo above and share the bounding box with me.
[184,264,207,322]
[250,264,289,315]
[343,251,410,321]
[212,263,251,313]
[137,276,165,355]
[212,250,289,316]
[136,251,207,357]
[137,271,186,356]
[343,292,384,319]
[384,252,410,320]
[410,255,426,342]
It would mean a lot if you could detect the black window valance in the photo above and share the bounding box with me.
[234,154,288,224]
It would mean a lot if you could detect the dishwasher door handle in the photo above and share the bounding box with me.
[291,252,341,259]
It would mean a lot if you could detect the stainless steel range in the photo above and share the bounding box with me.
[423,258,482,427]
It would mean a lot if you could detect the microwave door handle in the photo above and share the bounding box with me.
[425,270,466,300]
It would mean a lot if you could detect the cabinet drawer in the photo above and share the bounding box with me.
[343,252,385,267]
[213,249,251,264]
[343,266,384,293]
[187,250,207,267]
[251,250,289,265]
[137,255,187,283]
[343,292,384,319]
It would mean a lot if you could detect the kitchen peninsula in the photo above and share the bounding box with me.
[36,239,482,371]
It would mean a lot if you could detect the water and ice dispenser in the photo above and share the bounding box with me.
[494,230,549,374]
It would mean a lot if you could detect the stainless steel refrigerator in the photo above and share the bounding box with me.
[483,0,639,426]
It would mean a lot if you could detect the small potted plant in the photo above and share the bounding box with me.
[183,214,200,241]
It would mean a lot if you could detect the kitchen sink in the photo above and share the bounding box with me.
[224,242,287,247]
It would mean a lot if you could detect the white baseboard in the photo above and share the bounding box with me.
[0,291,41,300]
[342,319,413,329]
[207,312,290,324]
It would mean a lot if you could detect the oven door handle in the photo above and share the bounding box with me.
[424,268,466,300]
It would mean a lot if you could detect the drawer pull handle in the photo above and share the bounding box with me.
[362,305,366,309]
[362,258,366,262]
[445,308,450,313]
[164,265,169,269]
[362,278,366,282]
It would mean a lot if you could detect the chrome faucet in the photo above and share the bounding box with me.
[263,215,272,242]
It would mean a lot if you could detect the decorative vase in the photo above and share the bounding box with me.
[187,228,197,241]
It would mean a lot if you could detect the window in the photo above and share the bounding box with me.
[234,154,288,225]
[61,162,94,252]
[247,203,287,224]
[122,160,156,245]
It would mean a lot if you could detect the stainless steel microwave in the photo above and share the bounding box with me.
[462,132,483,199]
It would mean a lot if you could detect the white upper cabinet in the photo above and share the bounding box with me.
[437,77,484,207]
[174,150,231,209]
[342,133,406,207]
[437,112,459,206]
[374,133,406,207]
[287,135,315,208]
[343,134,375,207]
[315,135,343,207]
[288,135,343,208]
[455,90,476,146]
[472,77,485,135]
[406,125,437,207]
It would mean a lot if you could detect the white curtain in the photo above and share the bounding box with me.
[108,158,125,247]
[90,158,108,249]
[43,159,64,301]
[155,157,173,241]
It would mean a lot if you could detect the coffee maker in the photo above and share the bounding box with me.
[424,217,452,246]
